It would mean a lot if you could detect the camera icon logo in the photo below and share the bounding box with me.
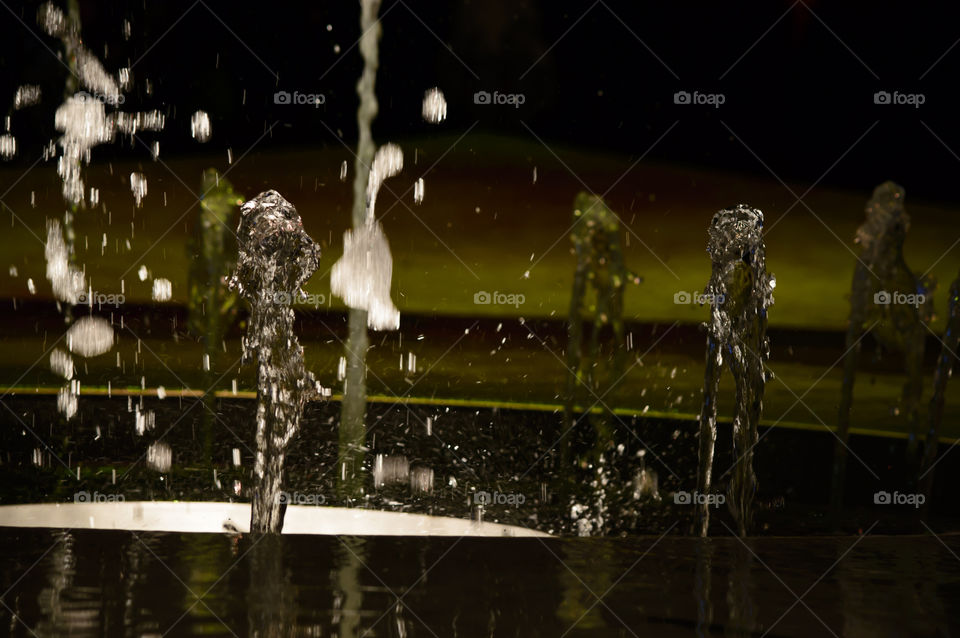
[277,491,291,505]
[873,290,891,305]
[474,290,491,304]
[474,91,491,105]
[874,491,891,504]
[874,91,891,105]
[474,490,492,505]
[674,291,692,304]
[74,491,91,503]
[272,291,292,304]
[673,91,691,105]
[673,490,692,505]
[274,91,292,105]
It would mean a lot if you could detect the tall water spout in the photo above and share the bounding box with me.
[832,182,933,512]
[696,205,774,537]
[337,0,385,498]
[229,190,324,533]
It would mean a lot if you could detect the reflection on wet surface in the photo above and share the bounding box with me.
[1,529,958,637]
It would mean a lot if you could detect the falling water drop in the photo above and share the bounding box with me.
[422,87,447,123]
[13,85,41,110]
[129,172,147,207]
[66,316,114,357]
[151,277,172,301]
[0,135,16,159]
[190,110,211,142]
[146,442,172,472]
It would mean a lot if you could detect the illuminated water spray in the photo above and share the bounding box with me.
[696,205,774,537]
[228,190,327,533]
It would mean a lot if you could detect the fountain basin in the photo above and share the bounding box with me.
[0,501,549,537]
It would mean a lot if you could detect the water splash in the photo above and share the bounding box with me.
[52,93,163,207]
[331,143,403,330]
[228,190,324,533]
[696,204,774,537]
[40,1,165,207]
[331,221,400,331]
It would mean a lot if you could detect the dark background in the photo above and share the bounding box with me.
[1,0,958,202]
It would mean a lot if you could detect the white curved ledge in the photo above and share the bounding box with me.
[0,502,550,537]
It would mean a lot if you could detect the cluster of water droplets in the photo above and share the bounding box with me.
[0,85,41,159]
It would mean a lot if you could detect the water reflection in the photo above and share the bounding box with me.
[246,534,297,637]
[1,530,959,636]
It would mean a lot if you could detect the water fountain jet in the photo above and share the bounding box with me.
[228,190,324,534]
[832,182,933,512]
[696,204,774,537]
[563,191,640,464]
